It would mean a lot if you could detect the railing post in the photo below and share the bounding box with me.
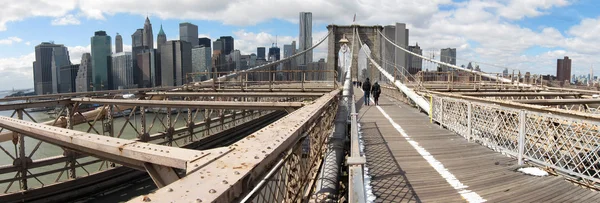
[467,102,472,141]
[17,109,27,190]
[439,98,444,128]
[518,110,526,165]
[302,71,305,91]
[429,94,433,123]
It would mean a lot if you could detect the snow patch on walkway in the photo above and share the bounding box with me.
[517,167,549,177]
[358,123,376,203]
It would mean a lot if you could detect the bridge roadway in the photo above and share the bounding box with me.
[356,88,600,202]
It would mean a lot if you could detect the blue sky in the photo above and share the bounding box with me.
[0,0,598,90]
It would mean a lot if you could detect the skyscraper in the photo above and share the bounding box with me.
[268,46,281,61]
[192,46,211,81]
[143,17,154,49]
[407,43,422,74]
[50,45,71,94]
[381,25,396,74]
[257,47,266,60]
[440,48,456,72]
[59,64,79,93]
[111,52,134,89]
[283,41,297,79]
[231,50,242,71]
[115,33,123,53]
[138,50,159,87]
[394,23,409,71]
[219,36,234,55]
[157,24,167,51]
[75,53,93,92]
[132,29,144,48]
[33,42,70,95]
[557,56,572,83]
[180,22,198,48]
[91,31,112,90]
[198,37,211,48]
[299,12,312,65]
[160,40,192,86]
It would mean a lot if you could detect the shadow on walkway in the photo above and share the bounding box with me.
[361,122,421,203]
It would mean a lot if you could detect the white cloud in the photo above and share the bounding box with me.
[497,0,571,20]
[232,30,296,55]
[51,14,81,26]
[25,41,31,46]
[0,36,23,45]
[0,0,78,31]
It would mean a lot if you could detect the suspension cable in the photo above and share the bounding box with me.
[197,31,333,84]
[377,30,530,87]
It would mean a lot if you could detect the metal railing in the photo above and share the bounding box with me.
[347,94,366,203]
[432,95,600,188]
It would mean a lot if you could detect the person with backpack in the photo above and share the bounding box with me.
[362,78,372,106]
[372,82,381,106]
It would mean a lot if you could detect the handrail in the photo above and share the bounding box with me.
[348,94,367,203]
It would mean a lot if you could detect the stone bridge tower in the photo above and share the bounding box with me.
[327,25,383,82]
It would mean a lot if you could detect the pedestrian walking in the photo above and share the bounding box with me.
[372,82,381,106]
[362,78,372,106]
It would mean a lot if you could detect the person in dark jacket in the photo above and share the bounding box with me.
[362,78,372,105]
[372,82,381,106]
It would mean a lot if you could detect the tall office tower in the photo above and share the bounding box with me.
[138,50,159,87]
[115,33,123,53]
[249,54,257,68]
[157,24,167,51]
[50,45,71,94]
[240,54,250,70]
[180,22,199,48]
[257,47,266,60]
[33,42,71,95]
[75,53,93,92]
[283,41,297,79]
[198,37,211,48]
[91,31,112,90]
[132,29,144,48]
[557,56,572,83]
[394,23,409,72]
[381,25,396,74]
[143,17,154,49]
[268,46,281,61]
[59,64,79,93]
[210,36,235,56]
[230,50,242,71]
[299,12,312,65]
[407,43,422,74]
[213,39,223,52]
[503,68,509,77]
[160,40,192,86]
[111,52,134,89]
[192,46,211,81]
[440,48,456,72]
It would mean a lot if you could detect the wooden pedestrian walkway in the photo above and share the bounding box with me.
[356,89,600,202]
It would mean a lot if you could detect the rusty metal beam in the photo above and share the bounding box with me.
[145,92,325,97]
[0,99,71,111]
[0,116,227,172]
[513,99,600,105]
[71,98,304,110]
[128,89,340,203]
[0,86,178,102]
[460,92,581,97]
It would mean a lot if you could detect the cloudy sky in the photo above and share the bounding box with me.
[0,0,597,90]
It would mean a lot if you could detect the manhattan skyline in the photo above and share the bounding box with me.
[0,0,599,90]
